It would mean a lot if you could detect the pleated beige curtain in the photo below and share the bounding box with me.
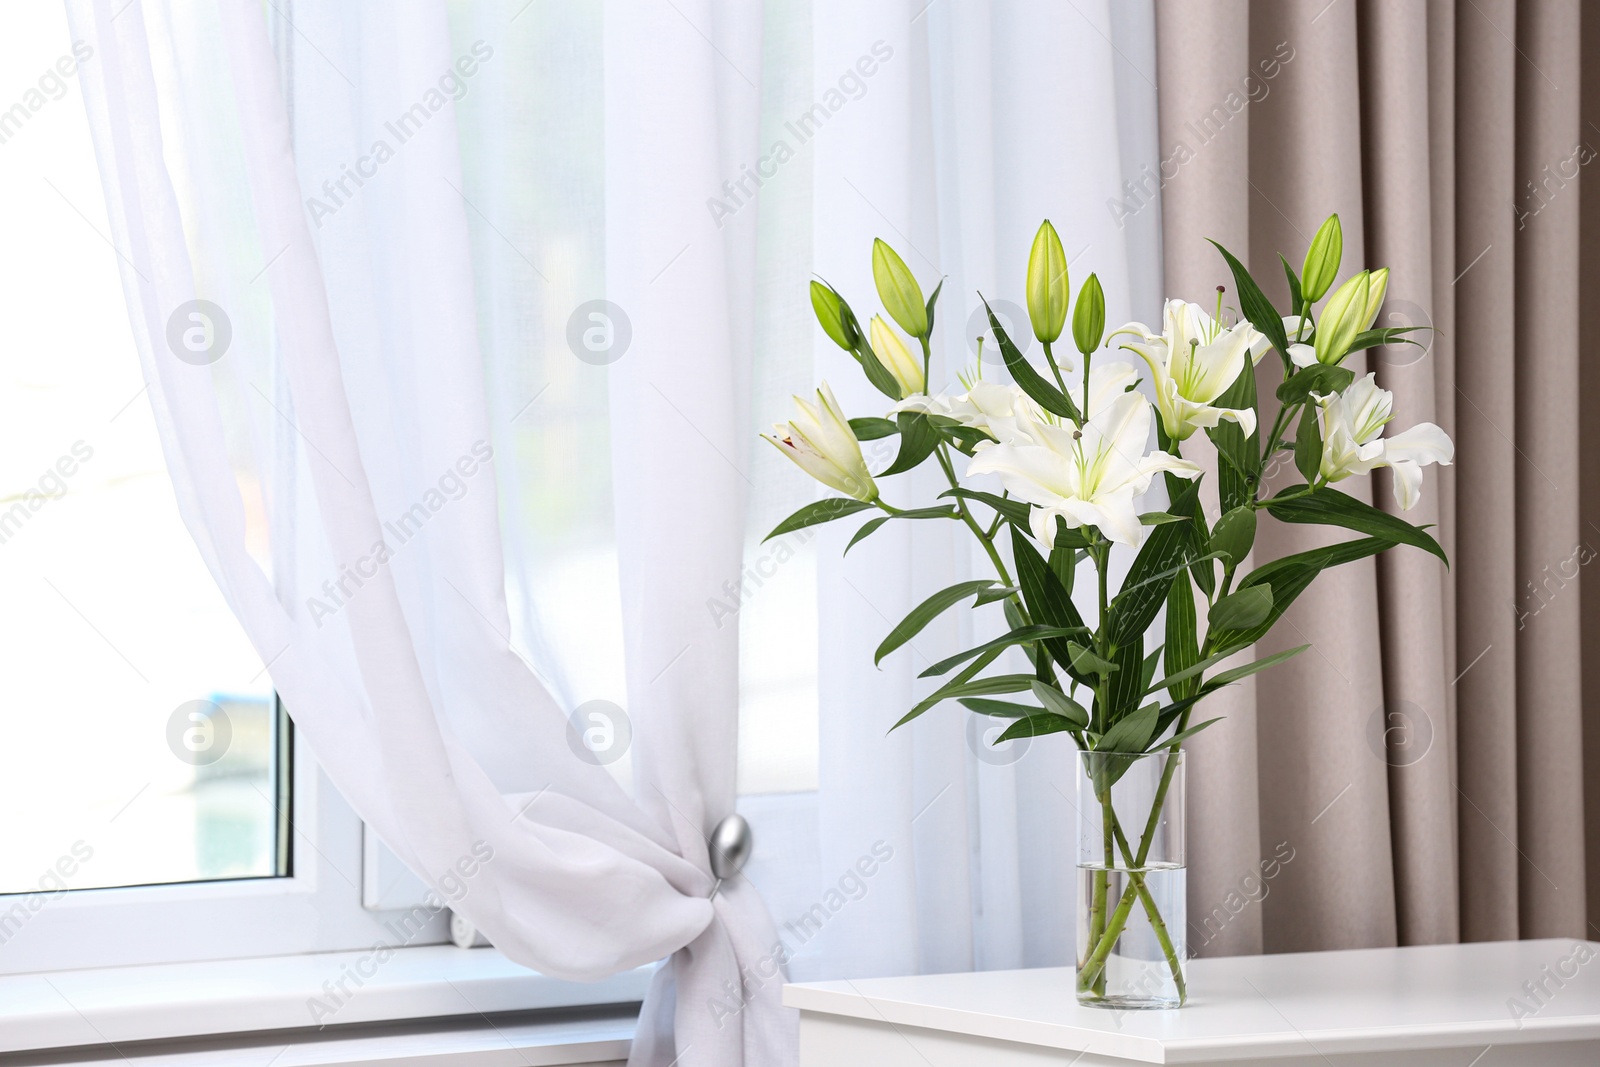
[1153,0,1594,955]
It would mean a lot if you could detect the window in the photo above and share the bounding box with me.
[0,1,433,976]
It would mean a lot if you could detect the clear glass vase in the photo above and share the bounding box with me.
[1075,749,1186,1009]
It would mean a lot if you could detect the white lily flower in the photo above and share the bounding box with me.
[763,382,879,502]
[967,388,1201,548]
[1110,299,1270,442]
[892,380,1046,448]
[1288,343,1319,369]
[1315,373,1453,510]
[869,315,925,399]
[1084,360,1139,418]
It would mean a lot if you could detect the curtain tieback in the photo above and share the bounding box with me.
[707,814,753,899]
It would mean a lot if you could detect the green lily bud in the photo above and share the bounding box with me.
[1026,219,1069,344]
[1301,213,1343,303]
[810,280,857,350]
[1313,269,1370,366]
[1071,273,1105,356]
[871,239,928,339]
[1359,267,1389,331]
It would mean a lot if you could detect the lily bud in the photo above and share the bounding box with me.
[869,315,926,399]
[1358,267,1389,331]
[1072,273,1105,356]
[1300,214,1343,303]
[1026,219,1069,344]
[871,239,928,339]
[810,280,857,351]
[1313,270,1371,366]
[762,383,879,502]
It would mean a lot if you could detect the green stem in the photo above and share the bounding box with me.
[934,444,1016,591]
[1081,347,1093,420]
[1042,340,1069,398]
[1078,770,1188,1002]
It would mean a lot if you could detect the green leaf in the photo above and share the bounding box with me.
[941,487,1031,528]
[1294,405,1322,483]
[1072,272,1105,356]
[1098,702,1159,753]
[1207,360,1259,513]
[1068,641,1118,676]
[1209,585,1274,631]
[1209,506,1257,571]
[838,300,905,400]
[872,238,928,338]
[1276,363,1355,406]
[982,295,1082,422]
[997,713,1078,743]
[882,412,941,476]
[1139,512,1188,526]
[924,277,945,337]
[1148,716,1224,752]
[974,584,1019,606]
[1209,239,1290,358]
[1030,680,1090,726]
[1109,479,1202,646]
[1141,646,1164,693]
[1204,644,1309,689]
[892,670,1036,730]
[1164,573,1200,699]
[1209,538,1393,650]
[1046,515,1093,549]
[1048,542,1077,596]
[1279,253,1304,317]
[875,580,998,665]
[1164,470,1215,598]
[1146,647,1235,696]
[1010,526,1087,677]
[960,697,1037,717]
[1346,326,1431,354]
[943,426,997,455]
[765,497,874,540]
[845,516,889,554]
[918,625,1087,678]
[810,280,857,350]
[849,416,898,441]
[1263,486,1447,565]
[1104,635,1145,721]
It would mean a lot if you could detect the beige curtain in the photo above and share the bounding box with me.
[1154,0,1592,955]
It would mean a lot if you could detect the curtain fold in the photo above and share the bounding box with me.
[1153,0,1590,955]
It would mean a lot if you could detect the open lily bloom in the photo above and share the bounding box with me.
[967,387,1200,547]
[1084,360,1140,418]
[1110,299,1277,441]
[1316,373,1453,510]
[892,379,1046,447]
[763,382,880,502]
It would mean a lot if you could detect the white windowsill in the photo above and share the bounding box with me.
[0,945,651,1058]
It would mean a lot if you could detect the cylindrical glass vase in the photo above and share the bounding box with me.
[1075,749,1186,1009]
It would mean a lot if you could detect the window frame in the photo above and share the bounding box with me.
[0,720,450,975]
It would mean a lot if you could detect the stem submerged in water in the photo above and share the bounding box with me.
[1077,761,1187,1006]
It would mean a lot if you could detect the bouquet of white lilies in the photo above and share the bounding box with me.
[763,215,1452,1006]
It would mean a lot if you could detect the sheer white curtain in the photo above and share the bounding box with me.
[743,0,1164,983]
[67,0,1160,1063]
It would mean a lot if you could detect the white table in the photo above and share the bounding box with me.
[784,939,1600,1065]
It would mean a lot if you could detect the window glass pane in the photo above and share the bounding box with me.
[0,3,282,895]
